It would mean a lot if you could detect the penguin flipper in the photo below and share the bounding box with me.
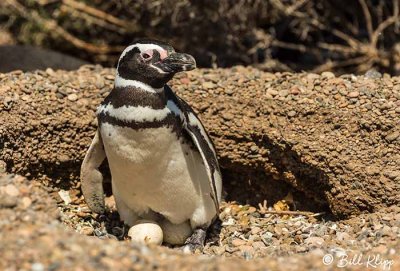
[165,86,221,214]
[80,129,107,214]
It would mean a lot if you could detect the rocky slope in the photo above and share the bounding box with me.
[0,66,399,270]
[1,66,399,217]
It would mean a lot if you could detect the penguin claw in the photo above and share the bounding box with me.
[181,228,207,254]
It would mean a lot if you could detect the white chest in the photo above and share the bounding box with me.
[99,123,210,223]
[100,123,178,165]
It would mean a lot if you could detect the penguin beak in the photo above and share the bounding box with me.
[157,52,196,73]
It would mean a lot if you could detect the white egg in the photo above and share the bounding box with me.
[128,220,163,245]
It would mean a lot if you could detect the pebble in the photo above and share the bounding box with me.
[31,262,45,271]
[385,131,399,142]
[58,190,71,205]
[232,239,247,247]
[1,66,400,266]
[45,68,55,76]
[305,237,325,247]
[21,197,32,209]
[80,226,94,235]
[336,232,351,241]
[348,91,359,98]
[67,93,78,101]
[180,78,190,84]
[3,96,13,107]
[290,86,300,95]
[279,89,289,97]
[222,113,234,121]
[251,227,261,235]
[252,241,266,249]
[202,82,216,89]
[3,184,20,197]
[365,69,382,79]
[0,194,18,208]
[321,71,335,78]
[250,146,258,152]
[95,79,105,89]
[266,88,278,96]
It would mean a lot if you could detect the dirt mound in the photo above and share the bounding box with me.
[1,173,399,270]
[0,67,400,269]
[1,66,399,217]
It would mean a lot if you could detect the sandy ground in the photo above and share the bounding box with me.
[0,66,399,270]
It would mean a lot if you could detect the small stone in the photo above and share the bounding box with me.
[95,79,105,89]
[296,246,308,253]
[290,86,300,95]
[67,93,78,101]
[250,145,258,152]
[58,190,71,205]
[45,68,55,76]
[348,91,359,98]
[231,238,247,247]
[336,232,351,241]
[266,88,278,96]
[21,95,31,102]
[384,171,400,180]
[225,88,234,95]
[77,98,89,107]
[3,96,13,107]
[321,71,335,78]
[252,241,266,249]
[180,78,190,84]
[251,227,261,235]
[21,197,32,209]
[0,195,18,208]
[279,89,289,97]
[274,225,283,235]
[202,82,216,89]
[80,226,94,235]
[381,225,392,236]
[212,245,226,255]
[385,131,399,142]
[239,245,254,253]
[222,113,234,121]
[31,263,45,271]
[3,184,19,197]
[305,236,325,247]
[365,69,382,79]
[58,154,70,162]
[287,110,296,117]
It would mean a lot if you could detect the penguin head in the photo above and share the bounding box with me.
[116,39,196,88]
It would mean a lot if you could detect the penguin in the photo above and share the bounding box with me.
[80,39,222,251]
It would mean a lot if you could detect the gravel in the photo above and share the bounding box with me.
[0,66,399,269]
[1,66,399,217]
[0,173,399,270]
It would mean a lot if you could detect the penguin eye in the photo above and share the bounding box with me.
[141,52,153,60]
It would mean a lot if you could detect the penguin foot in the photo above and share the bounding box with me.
[182,228,207,254]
